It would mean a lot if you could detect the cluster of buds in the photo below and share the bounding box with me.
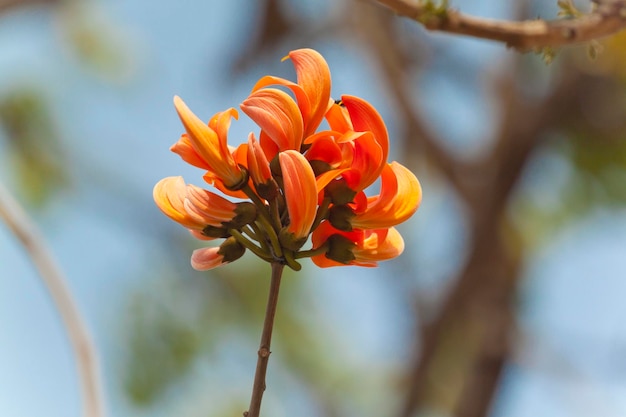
[154,49,421,271]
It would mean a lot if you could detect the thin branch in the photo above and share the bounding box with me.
[244,262,284,417]
[0,181,106,417]
[374,0,626,50]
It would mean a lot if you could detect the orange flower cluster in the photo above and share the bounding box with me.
[154,49,421,271]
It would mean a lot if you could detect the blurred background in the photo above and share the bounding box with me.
[2,0,626,416]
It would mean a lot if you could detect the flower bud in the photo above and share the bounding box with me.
[328,205,355,232]
[324,234,356,264]
[325,179,357,205]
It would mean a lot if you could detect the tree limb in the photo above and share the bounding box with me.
[374,0,626,50]
[0,181,106,417]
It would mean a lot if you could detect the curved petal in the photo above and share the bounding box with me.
[170,134,211,170]
[190,247,224,270]
[252,49,332,137]
[185,184,237,225]
[325,102,353,132]
[305,135,343,168]
[351,162,421,229]
[344,132,383,191]
[241,88,304,151]
[279,150,318,239]
[342,95,389,181]
[287,48,332,136]
[173,96,244,188]
[153,176,204,229]
[247,133,272,185]
[311,222,405,268]
[353,227,405,262]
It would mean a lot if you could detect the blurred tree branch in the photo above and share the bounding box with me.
[0,0,57,14]
[0,181,106,417]
[374,0,626,50]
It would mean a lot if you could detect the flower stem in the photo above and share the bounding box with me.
[244,262,284,417]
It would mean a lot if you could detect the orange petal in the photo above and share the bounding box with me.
[286,48,332,136]
[247,133,272,185]
[170,134,211,170]
[305,135,343,167]
[351,162,422,229]
[241,88,304,151]
[341,95,389,180]
[353,227,405,263]
[185,184,237,225]
[173,96,244,188]
[279,150,318,239]
[343,132,383,191]
[325,102,353,132]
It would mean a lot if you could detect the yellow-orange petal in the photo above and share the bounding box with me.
[185,184,238,225]
[353,227,405,263]
[279,150,317,239]
[153,176,204,229]
[241,88,304,151]
[173,96,244,188]
[351,162,421,229]
[170,134,211,170]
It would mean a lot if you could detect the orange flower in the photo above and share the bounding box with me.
[155,48,421,271]
[279,150,317,241]
[251,48,331,137]
[311,221,405,268]
[350,162,422,229]
[172,96,246,190]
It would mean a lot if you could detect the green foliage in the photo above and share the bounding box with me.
[0,89,70,206]
[124,294,201,405]
[57,2,135,81]
[512,121,626,248]
[416,0,450,26]
[557,0,584,18]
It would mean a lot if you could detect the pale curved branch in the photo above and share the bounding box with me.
[0,181,106,417]
[374,0,626,50]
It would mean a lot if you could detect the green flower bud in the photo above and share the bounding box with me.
[278,227,308,252]
[325,179,357,205]
[229,202,257,228]
[219,236,246,263]
[202,225,231,238]
[328,205,355,232]
[325,234,356,264]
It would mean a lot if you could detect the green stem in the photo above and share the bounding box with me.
[243,185,283,258]
[294,242,329,259]
[244,263,284,417]
[283,250,301,271]
[248,222,270,252]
